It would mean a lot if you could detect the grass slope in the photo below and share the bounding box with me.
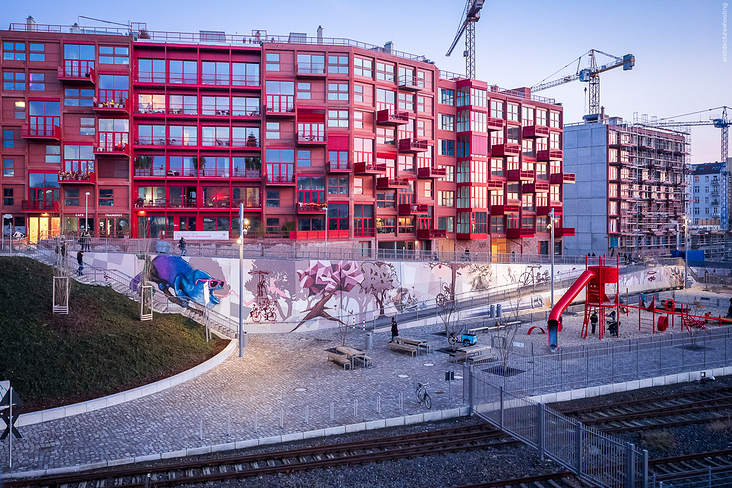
[0,257,227,411]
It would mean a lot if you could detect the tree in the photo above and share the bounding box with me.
[359,261,398,317]
[491,267,528,374]
[436,281,461,350]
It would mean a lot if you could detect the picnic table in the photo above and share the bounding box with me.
[451,344,495,363]
[336,346,372,368]
[395,336,433,354]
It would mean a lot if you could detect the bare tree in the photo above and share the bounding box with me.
[491,267,528,374]
[360,261,398,317]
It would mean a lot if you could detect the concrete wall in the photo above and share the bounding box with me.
[564,124,609,256]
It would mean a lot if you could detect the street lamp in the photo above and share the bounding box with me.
[84,192,91,234]
[323,204,329,257]
[548,209,556,309]
[238,202,248,357]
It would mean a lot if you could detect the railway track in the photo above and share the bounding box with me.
[4,424,520,488]
[554,384,732,433]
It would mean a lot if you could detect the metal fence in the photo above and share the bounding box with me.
[652,468,732,487]
[466,365,648,487]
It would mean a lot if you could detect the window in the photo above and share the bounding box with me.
[28,43,44,62]
[138,125,166,145]
[537,109,547,126]
[440,88,454,105]
[3,130,15,148]
[507,104,519,122]
[377,191,396,208]
[14,100,25,119]
[490,100,503,119]
[376,88,396,111]
[353,84,365,104]
[3,159,14,177]
[137,59,165,83]
[266,53,280,71]
[398,92,414,111]
[438,190,454,207]
[522,106,534,126]
[297,177,325,205]
[65,188,79,206]
[3,42,25,61]
[297,82,311,100]
[266,122,280,139]
[438,216,454,233]
[328,83,348,101]
[232,62,259,86]
[550,111,561,128]
[3,71,24,90]
[377,217,396,234]
[63,144,93,172]
[169,60,197,84]
[99,46,129,65]
[44,145,59,164]
[354,177,364,195]
[27,73,44,91]
[328,55,348,74]
[297,54,325,74]
[297,150,311,167]
[328,203,349,231]
[353,111,364,129]
[376,62,395,82]
[328,110,349,128]
[328,177,349,195]
[265,149,294,183]
[440,140,454,156]
[201,126,230,146]
[417,95,431,114]
[232,96,259,116]
[202,61,230,85]
[491,216,504,233]
[354,57,373,78]
[2,188,14,206]
[353,204,373,236]
[64,88,94,107]
[398,217,415,234]
[267,218,281,234]
[440,165,455,182]
[201,96,230,115]
[354,138,373,162]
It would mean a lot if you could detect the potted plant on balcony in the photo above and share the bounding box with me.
[134,155,152,175]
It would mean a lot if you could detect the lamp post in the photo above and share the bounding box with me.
[684,217,690,289]
[549,209,555,309]
[84,192,91,234]
[238,202,248,357]
[323,204,329,258]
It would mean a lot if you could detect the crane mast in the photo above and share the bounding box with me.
[446,0,485,79]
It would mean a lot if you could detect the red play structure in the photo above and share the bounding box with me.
[547,256,726,352]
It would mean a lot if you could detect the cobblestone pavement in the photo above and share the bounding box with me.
[2,285,729,474]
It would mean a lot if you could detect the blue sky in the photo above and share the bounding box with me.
[3,0,730,162]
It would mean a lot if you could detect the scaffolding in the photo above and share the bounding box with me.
[52,236,70,314]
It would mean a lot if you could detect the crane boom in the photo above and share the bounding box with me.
[445,0,485,79]
[644,106,730,163]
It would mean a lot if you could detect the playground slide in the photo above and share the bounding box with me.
[547,269,596,352]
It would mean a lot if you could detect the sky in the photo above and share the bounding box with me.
[3,0,730,162]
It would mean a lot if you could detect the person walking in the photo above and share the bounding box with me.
[178,237,187,256]
[83,230,91,251]
[77,250,84,276]
[390,316,399,342]
[726,298,732,318]
[590,311,598,335]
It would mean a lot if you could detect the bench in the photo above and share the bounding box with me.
[468,353,498,366]
[358,355,373,368]
[388,342,418,357]
[501,320,522,327]
[327,352,352,370]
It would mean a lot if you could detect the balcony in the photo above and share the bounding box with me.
[327,161,352,173]
[376,109,410,126]
[297,131,327,145]
[398,203,429,215]
[537,204,563,216]
[522,180,550,193]
[377,177,412,189]
[266,174,296,185]
[456,230,488,240]
[417,166,447,179]
[522,125,550,139]
[289,230,350,240]
[298,202,328,213]
[95,142,130,156]
[487,117,504,132]
[167,198,198,209]
[506,228,536,239]
[354,162,387,174]
[491,143,521,158]
[549,173,576,184]
[354,228,376,238]
[94,90,129,114]
[134,198,167,208]
[232,168,262,179]
[507,169,535,181]
[59,172,96,184]
[398,138,430,153]
[555,227,575,237]
[397,75,425,91]
[490,204,521,215]
[265,95,295,116]
[417,228,447,239]
[57,63,95,84]
[537,149,563,161]
[21,123,61,141]
[21,200,59,212]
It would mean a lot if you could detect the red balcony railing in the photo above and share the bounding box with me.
[266,174,296,184]
[376,109,410,126]
[265,95,295,115]
[536,204,563,216]
[21,121,61,140]
[506,169,535,181]
[231,198,261,209]
[377,177,411,189]
[58,62,95,83]
[522,125,550,139]
[555,227,575,237]
[537,149,563,161]
[134,198,167,208]
[522,180,550,193]
[491,204,521,215]
[327,161,352,173]
[232,168,262,179]
[492,143,521,157]
[58,172,96,184]
[417,166,447,179]
[487,117,504,131]
[506,228,536,239]
[398,138,430,153]
[354,227,376,238]
[354,162,387,174]
[289,229,349,240]
[456,230,489,240]
[398,203,429,215]
[297,202,328,213]
[549,173,576,184]
[397,75,425,91]
[417,228,447,239]
[22,200,59,211]
[297,131,327,144]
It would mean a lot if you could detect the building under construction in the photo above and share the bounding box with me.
[563,110,687,259]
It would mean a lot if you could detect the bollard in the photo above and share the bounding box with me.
[365,332,373,350]
[496,304,502,318]
[489,304,495,318]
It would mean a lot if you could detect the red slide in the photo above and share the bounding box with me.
[547,269,596,352]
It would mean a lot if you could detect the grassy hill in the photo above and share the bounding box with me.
[0,257,228,411]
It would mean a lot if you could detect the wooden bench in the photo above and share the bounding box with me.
[468,353,499,366]
[388,342,418,357]
[502,320,522,327]
[358,355,373,368]
[328,352,352,370]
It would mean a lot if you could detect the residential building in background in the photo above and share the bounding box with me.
[684,161,730,259]
[563,111,687,260]
[1,18,573,256]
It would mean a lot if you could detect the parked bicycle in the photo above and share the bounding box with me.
[415,382,432,409]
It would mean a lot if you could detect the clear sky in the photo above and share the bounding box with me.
[3,0,730,162]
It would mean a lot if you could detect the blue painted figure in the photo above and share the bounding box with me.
[131,256,224,308]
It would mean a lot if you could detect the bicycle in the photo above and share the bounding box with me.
[415,382,432,409]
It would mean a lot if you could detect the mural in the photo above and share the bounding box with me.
[293,261,363,331]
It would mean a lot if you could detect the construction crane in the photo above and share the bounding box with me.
[531,49,635,115]
[643,106,730,164]
[445,0,485,79]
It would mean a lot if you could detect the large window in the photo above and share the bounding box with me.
[297,176,325,205]
[99,45,129,65]
[328,110,348,128]
[232,62,259,86]
[3,42,25,61]
[265,149,294,183]
[266,53,280,71]
[169,95,197,115]
[232,96,260,116]
[376,62,395,82]
[201,96,230,116]
[202,61,230,85]
[29,43,44,61]
[328,203,349,231]
[137,59,165,83]
[3,71,24,90]
[63,144,94,173]
[328,55,349,74]
[440,88,454,105]
[354,57,373,78]
[98,74,129,104]
[169,60,197,84]
[3,158,14,177]
[99,189,114,207]
[440,114,454,131]
[297,53,325,74]
[328,177,349,195]
[328,83,349,101]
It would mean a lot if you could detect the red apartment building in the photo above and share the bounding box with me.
[1,20,573,255]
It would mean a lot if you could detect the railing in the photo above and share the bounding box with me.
[21,200,59,211]
[96,89,128,106]
[265,95,294,114]
[59,61,95,80]
[58,171,95,183]
[297,132,327,143]
[265,174,295,183]
[328,161,351,171]
[296,63,326,75]
[397,74,425,89]
[134,167,167,177]
[167,199,198,208]
[488,84,557,105]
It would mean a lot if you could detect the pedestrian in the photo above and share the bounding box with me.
[726,298,732,318]
[77,250,84,276]
[464,249,470,261]
[390,317,399,342]
[178,236,187,256]
[83,230,91,251]
[591,252,596,257]
[61,242,66,258]
[511,250,516,262]
[590,312,598,334]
